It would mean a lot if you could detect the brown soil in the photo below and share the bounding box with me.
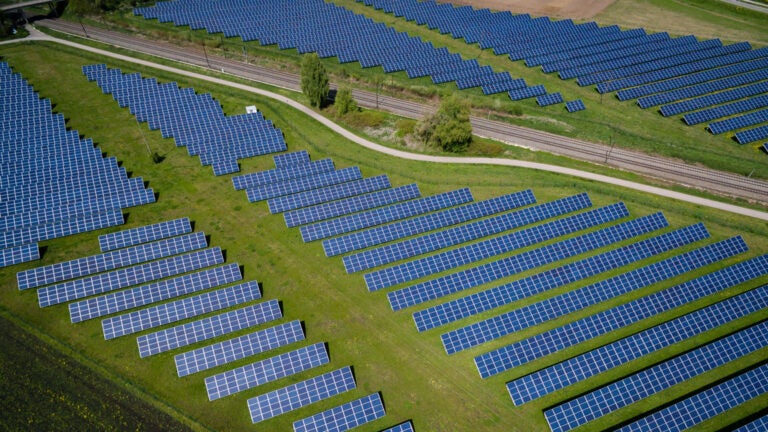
[442,0,618,20]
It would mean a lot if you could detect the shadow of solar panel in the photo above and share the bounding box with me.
[442,235,745,355]
[293,392,385,432]
[325,189,535,257]
[368,201,628,293]
[345,193,589,274]
[176,319,305,377]
[98,217,191,252]
[545,320,768,432]
[615,363,768,432]
[306,188,474,244]
[1,209,125,251]
[285,184,421,228]
[38,247,223,308]
[0,243,39,268]
[248,366,356,423]
[206,342,328,400]
[508,283,768,406]
[387,210,666,311]
[138,299,281,358]
[19,232,207,290]
[268,175,391,214]
[418,222,715,334]
[98,267,247,336]
[233,159,335,190]
[246,167,362,202]
[475,253,768,378]
[565,100,586,112]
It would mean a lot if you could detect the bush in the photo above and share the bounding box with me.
[396,119,416,138]
[334,86,358,117]
[415,95,472,153]
[345,110,386,129]
[300,53,329,108]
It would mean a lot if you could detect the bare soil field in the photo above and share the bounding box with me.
[443,0,618,19]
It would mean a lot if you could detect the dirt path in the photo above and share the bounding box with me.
[443,0,618,19]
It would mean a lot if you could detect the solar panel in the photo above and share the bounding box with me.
[38,247,224,308]
[734,416,768,432]
[345,193,591,274]
[293,392,385,432]
[615,363,768,432]
[175,319,305,377]
[18,232,208,290]
[565,99,586,113]
[284,184,421,228]
[137,300,281,358]
[507,284,768,405]
[736,124,768,144]
[1,209,126,250]
[418,222,716,336]
[233,159,335,190]
[248,366,356,423]
[0,243,39,268]
[273,150,310,169]
[475,253,768,379]
[381,421,415,432]
[708,108,768,135]
[323,189,535,257]
[536,92,564,107]
[205,342,328,401]
[99,218,191,252]
[306,188,474,244]
[246,167,362,202]
[545,320,768,432]
[268,175,391,214]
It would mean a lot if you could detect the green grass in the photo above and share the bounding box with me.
[1,40,767,432]
[81,0,768,184]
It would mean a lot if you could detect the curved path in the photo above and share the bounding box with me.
[5,25,768,221]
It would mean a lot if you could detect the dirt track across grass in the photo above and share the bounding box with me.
[442,0,618,19]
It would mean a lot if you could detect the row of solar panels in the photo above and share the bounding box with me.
[0,62,156,268]
[132,0,560,106]
[83,64,287,176]
[355,0,768,144]
[231,145,768,432]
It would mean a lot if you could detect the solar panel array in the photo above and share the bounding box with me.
[84,64,287,175]
[382,421,416,432]
[507,284,768,406]
[205,342,327,400]
[268,175,392,214]
[247,366,356,423]
[292,392,386,432]
[735,416,768,432]
[565,100,586,113]
[98,217,191,252]
[134,0,549,100]
[0,61,160,267]
[536,92,563,107]
[475,254,768,379]
[544,320,768,432]
[615,363,768,432]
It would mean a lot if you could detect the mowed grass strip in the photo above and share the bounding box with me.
[0,41,766,431]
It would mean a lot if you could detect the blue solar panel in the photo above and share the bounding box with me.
[137,300,281,358]
[507,284,768,405]
[246,167,362,202]
[324,189,535,257]
[18,232,207,290]
[0,243,39,268]
[293,392,385,432]
[475,253,768,378]
[418,222,717,335]
[99,218,191,252]
[734,416,768,432]
[71,262,242,325]
[304,188,473,243]
[205,342,328,401]
[284,184,421,228]
[248,366,356,423]
[545,320,768,432]
[381,421,415,432]
[565,99,586,113]
[649,70,768,112]
[212,158,239,176]
[38,247,224,308]
[175,319,305,377]
[388,210,666,311]
[736,124,768,144]
[536,92,564,106]
[345,193,590,274]
[233,159,335,191]
[708,108,768,135]
[615,363,768,432]
[273,150,310,169]
[1,209,126,250]
[683,94,768,125]
[268,175,391,214]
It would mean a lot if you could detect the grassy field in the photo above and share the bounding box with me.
[78,0,768,183]
[1,34,768,432]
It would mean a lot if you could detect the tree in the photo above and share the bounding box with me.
[334,86,357,117]
[300,53,329,108]
[415,95,472,152]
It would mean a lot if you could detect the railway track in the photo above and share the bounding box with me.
[36,18,768,205]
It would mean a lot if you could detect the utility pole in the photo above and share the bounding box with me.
[202,41,210,68]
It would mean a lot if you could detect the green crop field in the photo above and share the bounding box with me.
[2,1,768,430]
